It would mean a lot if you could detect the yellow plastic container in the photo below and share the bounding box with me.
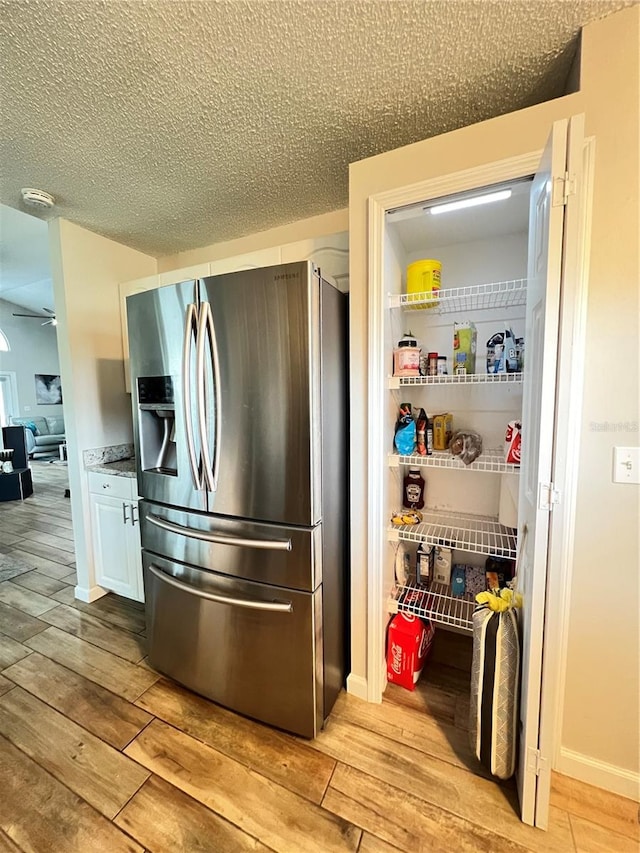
[406,259,441,309]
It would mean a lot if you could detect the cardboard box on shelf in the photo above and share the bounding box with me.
[453,322,477,375]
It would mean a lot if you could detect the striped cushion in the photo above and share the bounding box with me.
[469,607,520,779]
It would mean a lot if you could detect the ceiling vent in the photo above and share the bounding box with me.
[21,188,55,209]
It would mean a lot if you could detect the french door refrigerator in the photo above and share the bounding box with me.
[126,261,348,738]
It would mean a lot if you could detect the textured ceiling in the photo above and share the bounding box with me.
[0,0,635,260]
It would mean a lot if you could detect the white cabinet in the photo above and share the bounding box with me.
[281,233,349,291]
[209,247,281,275]
[119,274,160,393]
[88,472,143,602]
[120,235,349,391]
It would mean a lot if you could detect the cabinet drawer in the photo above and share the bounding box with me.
[87,471,135,501]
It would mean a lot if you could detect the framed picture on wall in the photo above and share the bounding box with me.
[34,374,63,405]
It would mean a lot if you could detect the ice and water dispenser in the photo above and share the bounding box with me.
[137,376,177,475]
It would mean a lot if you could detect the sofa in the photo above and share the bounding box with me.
[10,416,65,458]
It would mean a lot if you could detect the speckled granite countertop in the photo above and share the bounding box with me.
[85,458,137,478]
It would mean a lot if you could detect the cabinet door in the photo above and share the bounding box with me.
[281,233,349,291]
[517,116,584,828]
[120,275,160,393]
[209,247,281,276]
[91,494,141,601]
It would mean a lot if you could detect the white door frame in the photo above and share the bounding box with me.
[364,137,591,818]
[0,371,20,428]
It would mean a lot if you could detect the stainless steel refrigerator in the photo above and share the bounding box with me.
[126,261,348,738]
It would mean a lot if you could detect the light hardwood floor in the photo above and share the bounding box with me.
[0,461,637,852]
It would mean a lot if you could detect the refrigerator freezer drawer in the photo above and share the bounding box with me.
[144,553,324,738]
[140,500,321,591]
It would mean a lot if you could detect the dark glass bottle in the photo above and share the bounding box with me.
[403,467,425,509]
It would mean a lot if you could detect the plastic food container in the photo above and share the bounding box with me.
[406,259,441,309]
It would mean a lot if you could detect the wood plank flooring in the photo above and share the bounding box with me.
[0,460,637,852]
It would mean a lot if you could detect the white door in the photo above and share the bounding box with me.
[0,372,19,427]
[517,116,584,826]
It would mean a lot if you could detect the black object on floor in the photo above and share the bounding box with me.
[0,468,33,501]
[64,488,71,498]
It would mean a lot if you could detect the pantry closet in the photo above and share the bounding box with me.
[362,116,586,828]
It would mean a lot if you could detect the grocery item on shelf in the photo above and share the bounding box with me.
[416,408,433,456]
[386,611,435,690]
[433,413,453,451]
[434,546,452,585]
[394,402,417,455]
[449,429,483,464]
[486,328,519,374]
[437,355,448,375]
[504,421,522,464]
[393,331,421,376]
[394,543,412,585]
[485,555,515,591]
[465,564,486,597]
[406,259,441,309]
[416,542,434,585]
[451,565,467,597]
[427,351,438,376]
[403,467,425,509]
[391,510,423,526]
[453,321,477,375]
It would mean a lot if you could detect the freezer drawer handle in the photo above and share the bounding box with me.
[148,564,293,612]
[146,513,292,551]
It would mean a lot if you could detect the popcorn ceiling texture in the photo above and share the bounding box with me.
[0,0,633,257]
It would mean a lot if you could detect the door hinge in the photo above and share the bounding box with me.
[527,747,549,777]
[538,481,561,511]
[552,171,576,207]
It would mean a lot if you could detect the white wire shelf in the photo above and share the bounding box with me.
[388,510,517,560]
[389,581,475,633]
[389,449,520,474]
[388,278,527,313]
[388,372,523,388]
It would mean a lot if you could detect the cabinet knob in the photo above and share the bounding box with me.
[102,483,109,489]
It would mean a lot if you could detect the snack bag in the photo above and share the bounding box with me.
[505,421,522,464]
[394,403,417,455]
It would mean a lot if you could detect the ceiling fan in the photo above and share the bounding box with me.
[12,308,57,326]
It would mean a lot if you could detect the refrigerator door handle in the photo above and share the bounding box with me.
[182,302,203,489]
[148,564,293,612]
[196,301,217,492]
[146,512,292,551]
[204,299,222,492]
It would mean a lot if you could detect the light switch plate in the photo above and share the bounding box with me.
[613,447,640,484]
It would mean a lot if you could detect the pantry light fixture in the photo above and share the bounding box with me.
[428,189,512,215]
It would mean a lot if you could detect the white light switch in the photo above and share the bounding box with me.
[613,447,640,484]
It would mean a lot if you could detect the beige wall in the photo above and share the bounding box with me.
[560,7,639,783]
[49,219,157,599]
[0,297,63,422]
[348,4,639,793]
[158,208,348,271]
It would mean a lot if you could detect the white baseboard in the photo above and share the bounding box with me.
[557,747,640,801]
[74,584,108,603]
[346,672,369,701]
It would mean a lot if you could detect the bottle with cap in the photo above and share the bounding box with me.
[393,331,421,377]
[403,467,425,509]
